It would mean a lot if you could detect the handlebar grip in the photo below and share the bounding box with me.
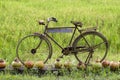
[52,17,58,22]
[47,17,58,22]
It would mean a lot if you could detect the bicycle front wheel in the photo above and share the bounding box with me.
[16,34,52,65]
[72,31,108,64]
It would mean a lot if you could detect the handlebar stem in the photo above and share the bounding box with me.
[44,21,49,33]
[44,17,57,33]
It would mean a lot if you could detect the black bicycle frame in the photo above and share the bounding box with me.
[44,26,79,50]
[42,20,97,51]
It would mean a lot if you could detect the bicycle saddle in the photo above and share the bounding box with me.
[71,21,83,27]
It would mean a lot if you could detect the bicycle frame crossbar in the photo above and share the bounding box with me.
[44,26,78,49]
[47,27,74,33]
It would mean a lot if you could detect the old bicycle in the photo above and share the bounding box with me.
[16,17,109,66]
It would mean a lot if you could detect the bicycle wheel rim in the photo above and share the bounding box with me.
[73,31,108,63]
[16,34,52,65]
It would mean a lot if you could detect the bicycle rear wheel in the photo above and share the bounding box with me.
[16,34,52,65]
[72,31,108,64]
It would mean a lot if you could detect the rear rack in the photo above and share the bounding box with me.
[80,27,97,32]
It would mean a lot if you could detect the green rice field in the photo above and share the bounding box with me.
[0,0,120,79]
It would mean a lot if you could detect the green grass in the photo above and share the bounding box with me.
[0,0,120,61]
[0,0,120,79]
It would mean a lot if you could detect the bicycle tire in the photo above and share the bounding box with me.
[16,33,52,65]
[72,31,109,64]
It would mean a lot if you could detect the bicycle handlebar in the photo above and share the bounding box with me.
[38,17,57,26]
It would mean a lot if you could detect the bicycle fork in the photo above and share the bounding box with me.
[31,39,43,54]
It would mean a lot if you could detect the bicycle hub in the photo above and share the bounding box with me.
[31,49,36,55]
